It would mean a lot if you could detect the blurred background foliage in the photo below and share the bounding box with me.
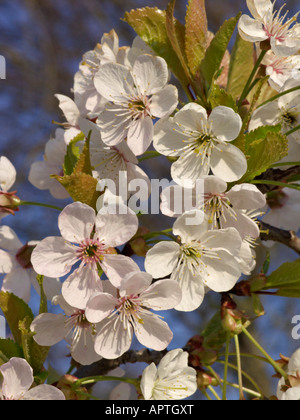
[0,0,300,399]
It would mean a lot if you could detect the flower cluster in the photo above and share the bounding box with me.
[0,0,300,401]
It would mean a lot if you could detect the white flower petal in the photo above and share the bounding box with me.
[120,271,152,296]
[55,94,80,126]
[70,327,101,366]
[140,363,157,400]
[0,358,33,400]
[210,142,247,182]
[0,225,23,251]
[144,241,181,279]
[226,183,266,209]
[134,312,173,351]
[149,85,178,118]
[58,201,96,243]
[238,14,268,42]
[62,265,103,310]
[95,208,138,247]
[153,118,189,157]
[209,106,242,142]
[85,292,117,324]
[141,279,182,310]
[30,313,67,346]
[0,156,16,192]
[94,62,134,102]
[31,236,77,278]
[173,264,205,312]
[126,117,154,156]
[101,254,140,288]
[203,250,242,292]
[132,55,168,96]
[23,385,65,400]
[94,316,133,359]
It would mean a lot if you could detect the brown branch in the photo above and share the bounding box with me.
[259,221,300,256]
[74,348,167,380]
[255,165,300,193]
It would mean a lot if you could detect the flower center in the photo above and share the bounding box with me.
[204,193,237,228]
[279,107,299,130]
[116,295,145,326]
[76,238,105,266]
[128,95,151,120]
[264,5,299,42]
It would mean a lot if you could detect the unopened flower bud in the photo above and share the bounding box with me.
[0,191,21,217]
[197,370,219,390]
[221,294,248,335]
[54,374,89,400]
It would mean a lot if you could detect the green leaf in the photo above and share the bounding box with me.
[201,312,228,351]
[124,7,190,89]
[227,34,254,100]
[185,0,208,76]
[232,75,270,153]
[165,0,191,82]
[264,259,300,291]
[240,127,288,183]
[63,131,85,176]
[208,78,238,111]
[200,13,241,86]
[36,275,48,315]
[252,260,300,298]
[54,134,102,210]
[0,338,23,365]
[0,292,49,374]
[19,316,49,375]
[0,292,33,346]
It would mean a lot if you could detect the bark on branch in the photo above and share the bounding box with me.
[74,348,167,379]
[255,165,300,193]
[259,221,300,256]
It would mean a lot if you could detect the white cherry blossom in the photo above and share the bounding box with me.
[140,348,197,400]
[277,348,300,400]
[262,50,300,91]
[0,156,16,193]
[145,210,243,311]
[0,358,65,400]
[78,118,150,197]
[0,225,61,303]
[238,0,300,56]
[31,295,101,366]
[94,54,178,156]
[0,156,19,220]
[153,103,246,184]
[249,78,300,143]
[31,201,139,309]
[29,127,81,200]
[85,270,182,359]
[161,175,266,240]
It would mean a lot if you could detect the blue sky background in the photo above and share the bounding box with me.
[0,0,300,399]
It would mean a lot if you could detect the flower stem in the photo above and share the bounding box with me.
[257,85,300,109]
[19,201,63,211]
[285,124,300,137]
[208,385,221,401]
[138,151,162,162]
[250,179,300,191]
[234,334,244,400]
[241,326,288,379]
[237,50,267,108]
[222,332,231,401]
[74,375,140,389]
